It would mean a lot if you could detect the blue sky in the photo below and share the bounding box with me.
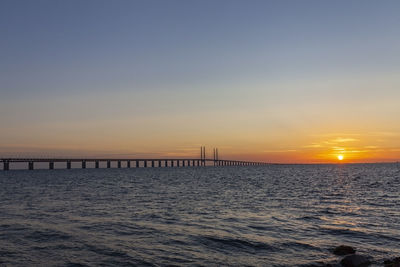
[1,0,400,162]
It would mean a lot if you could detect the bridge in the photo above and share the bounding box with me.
[0,147,267,171]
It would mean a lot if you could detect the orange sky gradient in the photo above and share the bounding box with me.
[1,2,400,163]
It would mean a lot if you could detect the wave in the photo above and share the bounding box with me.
[24,229,72,243]
[196,235,279,253]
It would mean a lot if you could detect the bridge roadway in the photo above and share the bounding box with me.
[0,158,267,171]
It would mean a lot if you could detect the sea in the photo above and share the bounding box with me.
[0,164,399,266]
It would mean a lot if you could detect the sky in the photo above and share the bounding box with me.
[1,0,400,163]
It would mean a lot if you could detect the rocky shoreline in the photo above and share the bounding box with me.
[310,245,399,267]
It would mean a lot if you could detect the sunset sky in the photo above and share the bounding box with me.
[1,0,400,163]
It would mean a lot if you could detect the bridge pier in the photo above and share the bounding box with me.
[158,160,162,167]
[107,161,111,168]
[29,161,34,170]
[144,160,147,168]
[3,161,9,171]
[82,161,86,169]
[49,162,54,169]
[67,161,71,169]
[170,160,174,167]
[95,161,99,168]
[127,161,131,168]
[135,160,139,168]
[118,161,121,168]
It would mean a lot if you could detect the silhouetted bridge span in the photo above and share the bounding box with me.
[1,147,267,171]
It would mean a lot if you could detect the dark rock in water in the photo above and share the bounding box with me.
[340,254,371,267]
[333,245,356,255]
[384,257,400,267]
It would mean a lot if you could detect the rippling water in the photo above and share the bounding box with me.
[0,164,399,266]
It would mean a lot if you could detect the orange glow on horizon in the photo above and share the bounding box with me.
[1,132,400,164]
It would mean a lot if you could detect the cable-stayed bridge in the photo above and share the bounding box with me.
[1,147,267,171]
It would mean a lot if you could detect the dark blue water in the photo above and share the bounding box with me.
[0,164,399,266]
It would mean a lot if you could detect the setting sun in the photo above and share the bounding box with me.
[337,155,344,161]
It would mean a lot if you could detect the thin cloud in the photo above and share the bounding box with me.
[332,137,358,143]
[263,149,297,153]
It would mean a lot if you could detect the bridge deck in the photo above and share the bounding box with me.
[1,158,267,171]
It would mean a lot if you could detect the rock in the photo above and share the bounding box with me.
[340,254,371,267]
[333,245,356,255]
[384,257,400,267]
